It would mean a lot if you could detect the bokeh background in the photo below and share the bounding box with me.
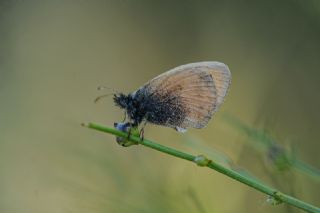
[1,1,320,212]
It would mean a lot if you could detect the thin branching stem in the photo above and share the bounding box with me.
[83,122,320,213]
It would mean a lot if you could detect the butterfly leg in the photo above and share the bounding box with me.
[139,118,148,141]
[122,112,127,122]
[139,128,145,141]
[126,122,132,140]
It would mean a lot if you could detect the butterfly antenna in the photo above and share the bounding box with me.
[94,85,119,103]
[94,93,113,103]
[97,85,119,93]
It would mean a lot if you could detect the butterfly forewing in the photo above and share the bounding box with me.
[135,61,231,132]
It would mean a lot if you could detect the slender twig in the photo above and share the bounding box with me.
[82,122,320,213]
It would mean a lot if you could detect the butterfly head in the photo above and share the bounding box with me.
[113,93,133,110]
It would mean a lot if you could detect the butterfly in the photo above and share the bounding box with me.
[111,61,231,145]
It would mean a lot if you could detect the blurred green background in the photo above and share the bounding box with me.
[1,1,320,212]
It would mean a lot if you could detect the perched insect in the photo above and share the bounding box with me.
[104,61,231,145]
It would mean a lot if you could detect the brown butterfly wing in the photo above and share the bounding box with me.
[205,62,231,111]
[139,61,231,132]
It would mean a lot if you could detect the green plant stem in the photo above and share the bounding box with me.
[83,122,320,213]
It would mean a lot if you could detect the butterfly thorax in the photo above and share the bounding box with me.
[113,92,147,126]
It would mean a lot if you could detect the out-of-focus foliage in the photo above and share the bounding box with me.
[0,1,319,212]
[223,114,320,180]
